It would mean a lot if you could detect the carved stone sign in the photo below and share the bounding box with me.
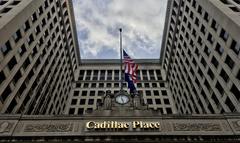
[232,120,240,131]
[0,122,14,133]
[24,123,73,132]
[173,123,222,131]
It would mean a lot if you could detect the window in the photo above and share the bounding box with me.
[27,34,34,45]
[1,86,11,102]
[166,108,172,114]
[207,33,214,44]
[73,91,79,96]
[225,97,235,112]
[211,19,218,31]
[155,99,161,104]
[23,21,30,32]
[98,90,105,96]
[225,55,235,69]
[13,70,22,85]
[0,71,6,85]
[35,26,41,35]
[69,108,75,114]
[215,43,224,55]
[18,44,27,56]
[13,29,22,42]
[31,12,37,22]
[7,98,17,113]
[99,83,104,88]
[144,83,150,88]
[107,83,111,87]
[82,91,87,96]
[204,46,211,56]
[0,1,7,5]
[211,56,219,68]
[200,24,206,35]
[153,90,159,96]
[79,99,86,105]
[207,68,214,80]
[78,108,84,115]
[160,83,165,87]
[237,70,240,80]
[71,99,77,105]
[230,40,240,55]
[220,69,229,82]
[215,82,224,95]
[22,58,30,70]
[83,83,88,88]
[220,29,229,41]
[152,83,157,87]
[1,41,12,55]
[76,83,81,88]
[90,91,95,96]
[86,108,93,113]
[145,90,151,96]
[161,90,167,96]
[230,84,240,100]
[8,56,17,70]
[164,99,170,104]
[88,99,94,105]
[204,12,209,22]
[147,99,153,104]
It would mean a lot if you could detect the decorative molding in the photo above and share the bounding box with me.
[232,120,240,131]
[24,123,73,132]
[0,122,14,133]
[173,123,222,131]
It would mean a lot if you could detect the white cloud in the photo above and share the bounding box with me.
[73,0,168,59]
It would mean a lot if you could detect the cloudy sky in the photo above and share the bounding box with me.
[72,0,168,59]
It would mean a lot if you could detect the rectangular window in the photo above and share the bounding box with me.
[71,99,77,105]
[215,82,224,95]
[230,40,240,55]
[215,43,224,55]
[211,56,219,68]
[13,29,22,42]
[88,99,94,105]
[147,99,153,104]
[211,19,219,31]
[1,41,12,55]
[220,69,229,82]
[8,56,17,70]
[155,99,161,104]
[18,44,27,56]
[225,55,235,69]
[220,29,229,41]
[230,84,240,100]
[31,12,37,22]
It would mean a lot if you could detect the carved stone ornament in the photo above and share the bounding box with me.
[173,123,222,131]
[232,120,240,131]
[24,123,73,132]
[0,121,14,133]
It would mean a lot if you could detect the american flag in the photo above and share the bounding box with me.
[123,49,138,83]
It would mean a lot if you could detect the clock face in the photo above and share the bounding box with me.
[116,95,129,104]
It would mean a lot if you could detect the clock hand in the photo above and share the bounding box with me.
[121,96,124,103]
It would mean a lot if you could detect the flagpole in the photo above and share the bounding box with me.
[119,28,123,91]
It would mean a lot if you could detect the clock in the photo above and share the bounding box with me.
[115,95,129,104]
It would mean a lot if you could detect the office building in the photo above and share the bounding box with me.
[161,0,240,114]
[0,0,80,114]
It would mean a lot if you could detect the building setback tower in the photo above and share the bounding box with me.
[0,0,80,114]
[161,0,240,114]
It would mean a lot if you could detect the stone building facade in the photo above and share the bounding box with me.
[0,0,80,114]
[161,0,240,114]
